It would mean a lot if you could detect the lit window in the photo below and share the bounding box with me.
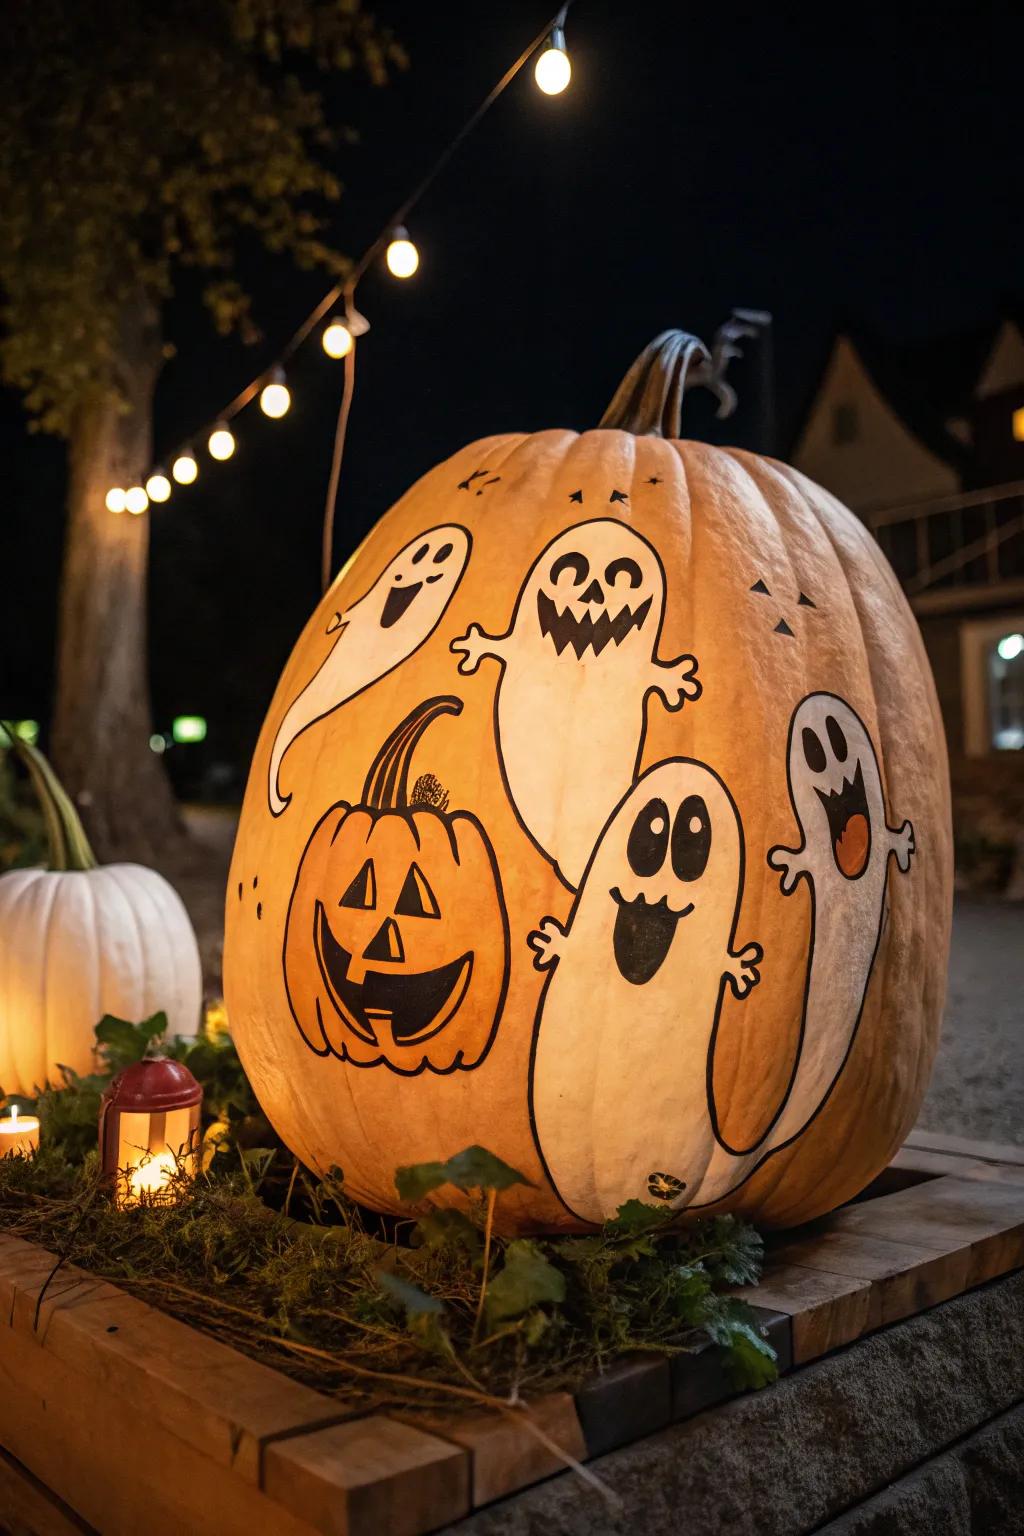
[1012,406,1024,443]
[832,403,858,446]
[990,633,1024,750]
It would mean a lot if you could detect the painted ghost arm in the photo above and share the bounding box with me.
[723,941,762,999]
[887,818,915,872]
[527,916,570,971]
[450,624,511,676]
[648,652,702,712]
[767,842,812,895]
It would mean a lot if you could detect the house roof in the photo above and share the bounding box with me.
[790,306,1024,470]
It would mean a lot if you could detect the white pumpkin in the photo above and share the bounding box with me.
[0,734,202,1095]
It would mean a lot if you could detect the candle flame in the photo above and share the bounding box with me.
[9,1104,17,1124]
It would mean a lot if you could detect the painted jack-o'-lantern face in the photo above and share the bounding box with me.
[527,520,664,661]
[284,697,509,1075]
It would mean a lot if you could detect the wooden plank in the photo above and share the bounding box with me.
[263,1415,470,1536]
[0,1234,351,1488]
[905,1128,1024,1167]
[827,1176,1024,1286]
[399,1394,587,1508]
[573,1352,671,1457]
[775,1230,970,1331]
[0,1317,320,1536]
[731,1264,872,1363]
[0,1443,94,1536]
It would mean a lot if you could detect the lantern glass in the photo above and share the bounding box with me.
[100,1057,203,1209]
[115,1106,199,1205]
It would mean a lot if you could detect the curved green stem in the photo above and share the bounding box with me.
[1,722,97,872]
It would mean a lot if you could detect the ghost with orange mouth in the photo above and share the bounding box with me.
[451,519,701,890]
[268,526,470,816]
[728,693,916,1149]
[527,759,762,1225]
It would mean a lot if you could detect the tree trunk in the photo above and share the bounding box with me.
[52,291,181,863]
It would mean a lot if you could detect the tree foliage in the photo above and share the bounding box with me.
[0,0,405,431]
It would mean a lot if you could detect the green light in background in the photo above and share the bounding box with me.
[172,715,207,744]
[0,720,40,746]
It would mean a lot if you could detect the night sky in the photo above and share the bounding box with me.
[2,0,1019,790]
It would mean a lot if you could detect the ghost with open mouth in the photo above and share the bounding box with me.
[527,759,762,1224]
[719,693,916,1156]
[267,526,470,816]
[451,519,701,889]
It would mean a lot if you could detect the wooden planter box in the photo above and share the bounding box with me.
[1,1131,1022,1536]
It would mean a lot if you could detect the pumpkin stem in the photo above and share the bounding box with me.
[362,697,462,811]
[598,330,713,438]
[0,723,98,872]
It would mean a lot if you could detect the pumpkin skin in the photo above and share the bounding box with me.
[225,337,952,1234]
[0,863,202,1095]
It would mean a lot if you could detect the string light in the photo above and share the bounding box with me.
[322,318,353,358]
[534,21,571,94]
[134,6,572,588]
[105,488,127,514]
[385,227,419,279]
[259,367,291,419]
[146,470,171,503]
[172,452,198,485]
[208,424,236,461]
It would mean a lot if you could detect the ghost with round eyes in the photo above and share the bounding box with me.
[268,526,470,816]
[527,759,762,1226]
[737,693,916,1148]
[451,519,701,889]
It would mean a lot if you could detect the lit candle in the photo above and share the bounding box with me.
[127,1150,178,1201]
[0,1104,40,1158]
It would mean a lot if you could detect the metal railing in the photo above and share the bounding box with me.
[865,481,1024,599]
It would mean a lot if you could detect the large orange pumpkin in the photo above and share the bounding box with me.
[224,331,952,1234]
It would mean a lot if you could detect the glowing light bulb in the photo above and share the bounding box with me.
[260,368,291,419]
[128,1150,177,1199]
[535,28,571,94]
[209,424,236,461]
[125,485,149,515]
[322,319,353,359]
[105,488,127,514]
[172,452,198,485]
[386,228,419,279]
[146,471,171,503]
[997,632,1024,662]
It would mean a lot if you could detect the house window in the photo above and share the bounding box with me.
[990,632,1024,750]
[832,403,859,445]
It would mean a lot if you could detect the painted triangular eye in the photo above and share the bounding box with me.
[339,859,376,910]
[798,592,816,608]
[395,862,441,919]
[750,578,770,595]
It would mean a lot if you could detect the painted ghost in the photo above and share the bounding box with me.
[451,520,700,889]
[268,526,470,816]
[528,759,762,1225]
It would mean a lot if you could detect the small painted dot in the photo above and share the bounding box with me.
[253,876,258,889]
[106,1324,118,1333]
[237,882,243,900]
[257,902,263,921]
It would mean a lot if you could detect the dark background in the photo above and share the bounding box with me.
[2,0,1019,793]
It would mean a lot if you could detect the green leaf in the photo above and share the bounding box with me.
[377,1270,444,1317]
[705,1310,778,1390]
[412,1208,481,1257]
[605,1199,675,1235]
[394,1159,449,1201]
[395,1145,533,1201]
[94,1012,168,1071]
[485,1240,566,1326]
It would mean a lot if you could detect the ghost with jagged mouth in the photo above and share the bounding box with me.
[267,526,470,816]
[527,759,762,1224]
[451,519,701,889]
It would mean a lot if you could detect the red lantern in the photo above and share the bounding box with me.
[99,1057,202,1207]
